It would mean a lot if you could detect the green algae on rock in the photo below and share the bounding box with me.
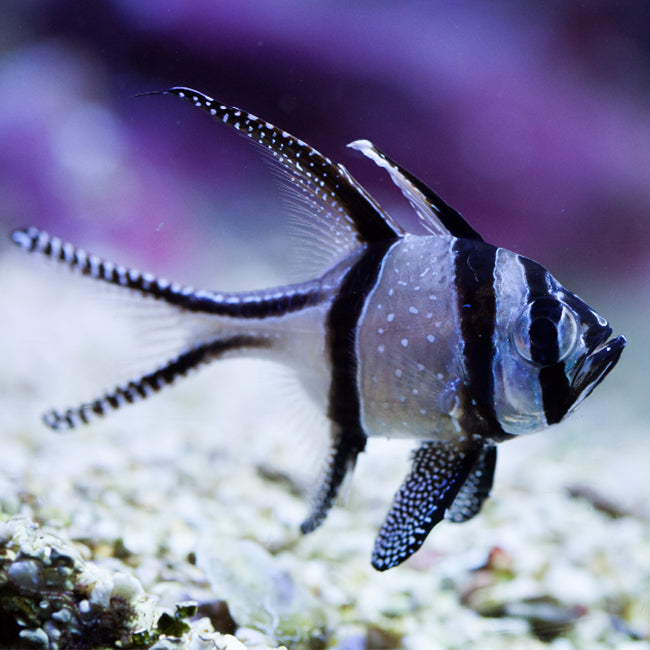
[0,516,155,649]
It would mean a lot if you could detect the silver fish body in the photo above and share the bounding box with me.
[11,88,626,570]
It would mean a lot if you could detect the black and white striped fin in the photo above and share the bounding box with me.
[44,335,271,431]
[348,139,483,242]
[11,227,323,319]
[445,444,496,523]
[300,424,365,534]
[372,439,483,571]
[156,88,403,263]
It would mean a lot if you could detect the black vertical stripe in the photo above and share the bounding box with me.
[520,258,572,425]
[518,256,550,297]
[326,241,395,452]
[299,239,397,534]
[453,240,507,440]
[538,364,570,424]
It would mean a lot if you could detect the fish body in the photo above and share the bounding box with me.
[11,88,626,570]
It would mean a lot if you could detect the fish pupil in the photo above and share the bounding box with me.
[527,297,563,365]
[529,317,559,365]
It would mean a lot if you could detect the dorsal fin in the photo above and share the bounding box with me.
[147,88,402,272]
[348,139,483,242]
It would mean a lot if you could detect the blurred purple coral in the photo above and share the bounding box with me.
[1,1,648,280]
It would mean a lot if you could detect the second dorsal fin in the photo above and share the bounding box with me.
[348,139,483,242]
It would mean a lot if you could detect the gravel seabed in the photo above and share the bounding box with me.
[1,248,648,649]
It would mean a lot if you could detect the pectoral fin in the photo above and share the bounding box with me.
[371,439,484,571]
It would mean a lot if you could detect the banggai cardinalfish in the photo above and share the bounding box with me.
[11,88,626,571]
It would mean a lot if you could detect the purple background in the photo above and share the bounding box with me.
[1,1,649,286]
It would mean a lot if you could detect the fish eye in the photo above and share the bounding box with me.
[513,298,578,366]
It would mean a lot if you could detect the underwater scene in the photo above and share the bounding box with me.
[1,2,649,649]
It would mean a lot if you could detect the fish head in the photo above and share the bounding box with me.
[553,291,626,416]
[493,254,625,434]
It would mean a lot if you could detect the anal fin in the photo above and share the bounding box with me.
[371,439,485,571]
[300,427,366,534]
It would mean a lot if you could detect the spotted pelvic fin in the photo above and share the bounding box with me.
[348,139,483,242]
[371,439,489,571]
[445,444,496,523]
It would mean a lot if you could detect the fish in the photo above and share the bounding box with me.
[10,87,626,571]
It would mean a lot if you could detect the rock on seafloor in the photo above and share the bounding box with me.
[0,516,276,649]
[0,516,308,650]
[0,516,151,648]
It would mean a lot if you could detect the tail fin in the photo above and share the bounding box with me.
[11,227,324,428]
[44,335,271,430]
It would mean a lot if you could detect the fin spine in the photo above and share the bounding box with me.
[349,140,484,242]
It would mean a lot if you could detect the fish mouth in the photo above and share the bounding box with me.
[571,327,626,404]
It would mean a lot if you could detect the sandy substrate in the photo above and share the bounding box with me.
[1,248,648,649]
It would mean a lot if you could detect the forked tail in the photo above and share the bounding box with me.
[10,226,324,429]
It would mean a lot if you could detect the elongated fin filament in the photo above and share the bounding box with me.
[11,226,189,299]
[44,335,272,431]
[11,227,324,317]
